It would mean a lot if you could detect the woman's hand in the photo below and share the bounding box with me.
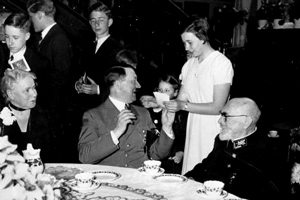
[163,100,183,113]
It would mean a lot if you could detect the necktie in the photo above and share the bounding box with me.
[36,33,42,45]
[125,104,130,110]
[10,55,14,61]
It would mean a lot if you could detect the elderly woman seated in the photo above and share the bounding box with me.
[0,68,58,162]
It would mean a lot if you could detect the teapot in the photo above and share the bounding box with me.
[22,143,44,176]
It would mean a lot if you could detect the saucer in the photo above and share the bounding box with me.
[67,180,100,192]
[153,174,188,183]
[137,167,165,176]
[91,171,121,181]
[196,189,228,199]
[268,134,279,138]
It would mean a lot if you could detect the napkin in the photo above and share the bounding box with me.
[153,92,169,107]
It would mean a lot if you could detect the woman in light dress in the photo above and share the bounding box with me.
[164,18,234,174]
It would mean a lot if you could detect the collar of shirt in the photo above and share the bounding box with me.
[9,46,26,62]
[109,96,126,112]
[95,34,110,53]
[41,22,56,40]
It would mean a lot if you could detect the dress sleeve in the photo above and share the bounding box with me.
[212,53,234,85]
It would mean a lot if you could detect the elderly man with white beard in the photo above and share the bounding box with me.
[184,97,287,200]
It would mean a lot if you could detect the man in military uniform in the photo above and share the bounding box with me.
[185,98,287,199]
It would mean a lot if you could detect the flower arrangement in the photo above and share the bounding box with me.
[290,126,300,194]
[0,107,16,126]
[292,162,300,184]
[255,0,285,27]
[290,126,300,155]
[0,135,63,200]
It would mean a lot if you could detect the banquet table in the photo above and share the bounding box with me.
[45,163,244,200]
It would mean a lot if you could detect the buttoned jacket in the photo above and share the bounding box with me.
[78,98,174,168]
[184,130,287,199]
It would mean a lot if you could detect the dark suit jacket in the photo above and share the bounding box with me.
[24,48,51,107]
[0,105,59,163]
[0,42,7,75]
[77,35,123,108]
[85,36,123,84]
[38,23,73,111]
[78,98,174,168]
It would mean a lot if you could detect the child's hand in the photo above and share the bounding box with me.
[169,151,184,164]
[140,95,159,108]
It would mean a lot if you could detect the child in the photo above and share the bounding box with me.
[2,12,50,108]
[141,74,187,174]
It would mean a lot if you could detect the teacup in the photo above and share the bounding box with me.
[75,172,94,188]
[269,130,278,138]
[143,160,161,174]
[203,180,224,197]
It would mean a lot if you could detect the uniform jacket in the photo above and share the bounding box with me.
[78,98,174,168]
[184,130,287,199]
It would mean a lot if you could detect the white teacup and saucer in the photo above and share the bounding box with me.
[138,160,165,176]
[197,180,228,199]
[68,172,100,192]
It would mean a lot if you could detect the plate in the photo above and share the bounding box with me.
[138,167,165,176]
[196,189,228,199]
[44,166,83,180]
[67,180,101,192]
[91,171,121,181]
[153,174,188,183]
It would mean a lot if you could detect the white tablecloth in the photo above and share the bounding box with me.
[45,163,243,200]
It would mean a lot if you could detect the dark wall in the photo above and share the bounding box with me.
[231,28,300,130]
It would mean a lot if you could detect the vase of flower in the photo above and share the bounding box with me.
[294,18,300,29]
[22,143,44,177]
[258,19,268,29]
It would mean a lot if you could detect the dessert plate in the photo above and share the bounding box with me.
[91,171,121,181]
[137,167,165,176]
[67,180,100,192]
[153,174,188,183]
[196,189,228,199]
[45,166,83,180]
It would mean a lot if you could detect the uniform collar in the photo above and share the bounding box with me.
[232,127,257,149]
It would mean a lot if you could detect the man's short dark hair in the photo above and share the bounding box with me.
[104,65,136,89]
